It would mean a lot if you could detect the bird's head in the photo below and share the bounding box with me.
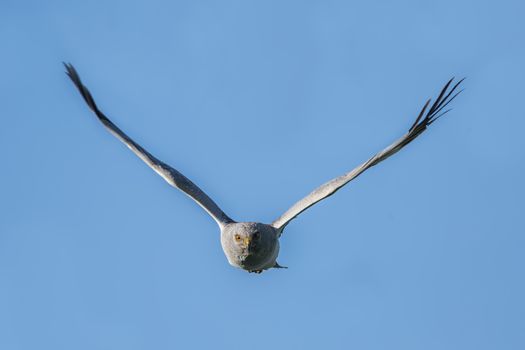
[220,222,278,270]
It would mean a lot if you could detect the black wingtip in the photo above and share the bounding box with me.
[63,62,81,86]
[429,78,464,120]
[63,62,74,77]
[63,62,100,114]
[409,77,464,134]
[409,98,431,132]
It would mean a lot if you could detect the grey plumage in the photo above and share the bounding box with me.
[272,78,464,231]
[65,63,463,273]
[221,222,280,272]
[64,64,233,228]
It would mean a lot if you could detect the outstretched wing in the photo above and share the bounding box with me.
[272,78,463,231]
[64,63,234,228]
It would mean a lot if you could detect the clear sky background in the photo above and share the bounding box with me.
[1,1,524,349]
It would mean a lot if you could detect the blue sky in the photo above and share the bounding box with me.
[1,1,524,349]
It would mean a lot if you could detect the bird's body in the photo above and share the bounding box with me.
[221,222,280,273]
[64,63,463,273]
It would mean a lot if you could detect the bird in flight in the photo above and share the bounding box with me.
[65,63,463,273]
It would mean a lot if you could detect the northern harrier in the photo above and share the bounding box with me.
[65,63,463,273]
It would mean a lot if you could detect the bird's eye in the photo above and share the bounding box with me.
[234,234,241,241]
[253,232,260,239]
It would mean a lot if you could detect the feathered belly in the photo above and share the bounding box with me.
[228,241,280,272]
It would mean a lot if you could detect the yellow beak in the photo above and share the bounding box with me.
[243,237,251,246]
